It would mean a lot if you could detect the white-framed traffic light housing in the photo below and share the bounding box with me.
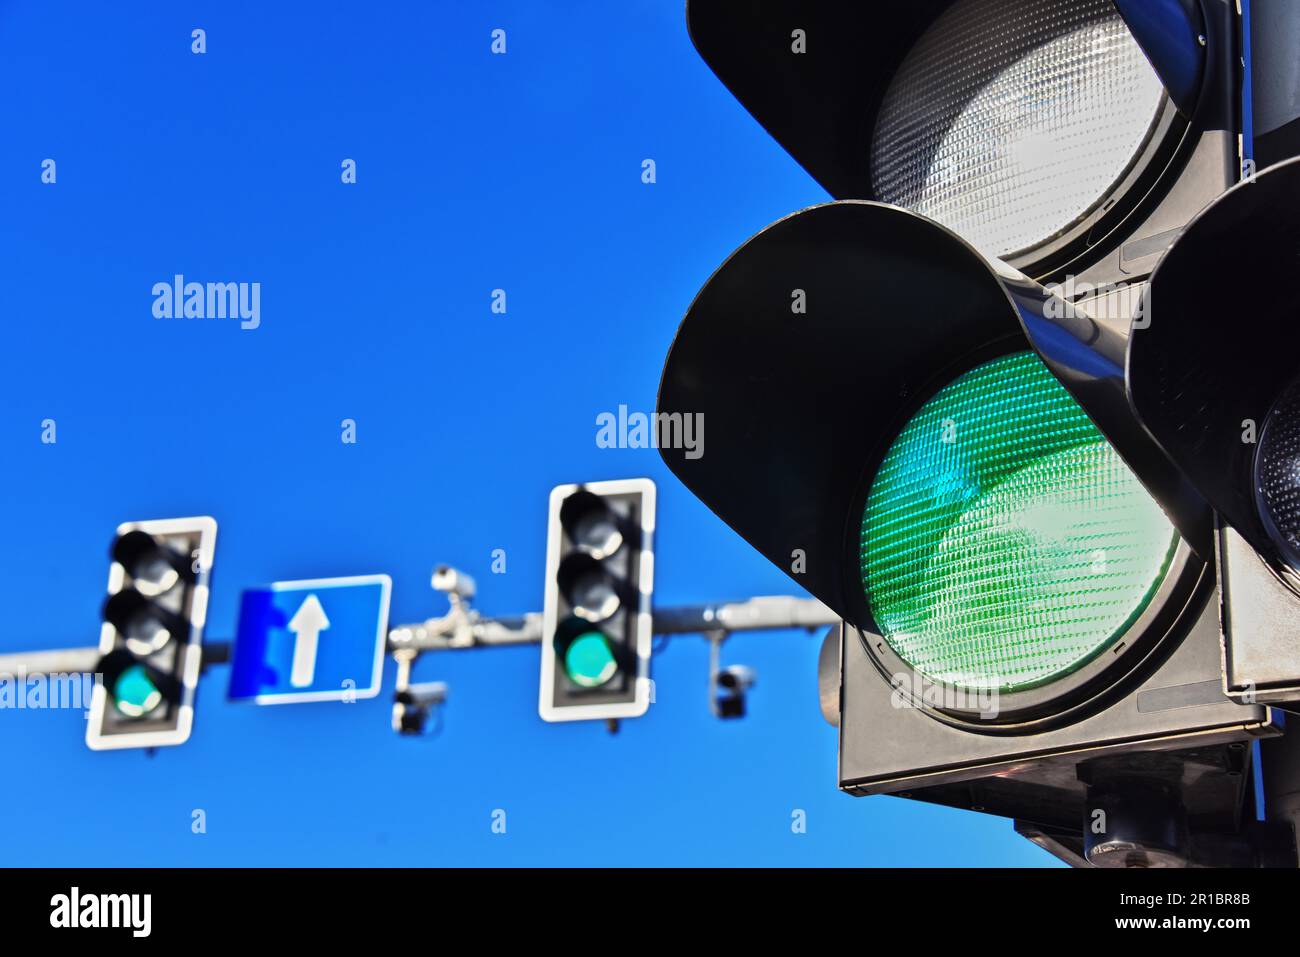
[659,0,1298,865]
[86,516,217,750]
[539,479,655,722]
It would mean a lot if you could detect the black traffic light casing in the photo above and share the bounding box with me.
[87,517,217,750]
[658,200,1209,621]
[539,479,655,722]
[1128,156,1300,706]
[660,0,1291,862]
[836,602,1275,812]
[685,0,1240,288]
[658,201,1280,843]
[1249,1,1300,168]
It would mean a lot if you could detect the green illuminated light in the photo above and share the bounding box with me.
[112,664,163,718]
[860,352,1178,693]
[564,631,619,688]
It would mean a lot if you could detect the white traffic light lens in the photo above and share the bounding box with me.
[128,554,180,598]
[871,0,1166,259]
[113,530,183,597]
[1256,378,1300,569]
[123,609,174,656]
[571,510,623,559]
[569,570,622,622]
[860,352,1178,693]
[112,664,164,718]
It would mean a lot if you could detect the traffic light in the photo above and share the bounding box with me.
[87,517,217,750]
[658,0,1294,864]
[1130,156,1300,707]
[539,479,655,722]
[685,0,1238,282]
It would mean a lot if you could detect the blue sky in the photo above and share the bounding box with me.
[0,0,1051,866]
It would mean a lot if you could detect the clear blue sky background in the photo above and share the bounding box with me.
[0,0,1052,866]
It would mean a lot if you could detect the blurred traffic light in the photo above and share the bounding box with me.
[659,0,1293,865]
[87,518,217,750]
[539,480,655,722]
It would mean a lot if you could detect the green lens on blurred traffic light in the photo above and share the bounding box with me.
[564,631,619,688]
[112,663,164,718]
[860,351,1178,694]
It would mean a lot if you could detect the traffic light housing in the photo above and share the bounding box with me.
[660,0,1292,864]
[1129,155,1300,706]
[685,0,1239,287]
[657,201,1278,824]
[87,517,217,750]
[539,479,655,722]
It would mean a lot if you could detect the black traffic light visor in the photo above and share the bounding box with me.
[659,202,1015,624]
[686,0,1206,203]
[1129,156,1300,559]
[658,201,1210,626]
[686,0,943,199]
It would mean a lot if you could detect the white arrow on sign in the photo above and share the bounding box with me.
[287,594,331,688]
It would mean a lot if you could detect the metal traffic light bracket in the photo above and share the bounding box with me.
[386,563,524,735]
[391,646,448,737]
[86,516,218,751]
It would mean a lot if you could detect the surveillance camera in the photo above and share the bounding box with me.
[393,682,448,735]
[715,692,747,719]
[715,665,756,719]
[396,704,429,735]
[431,565,476,601]
[403,681,448,708]
[718,665,756,692]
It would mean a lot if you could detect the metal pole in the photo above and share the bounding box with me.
[0,597,838,676]
[388,596,838,652]
[650,596,839,636]
[0,647,101,676]
[0,643,234,680]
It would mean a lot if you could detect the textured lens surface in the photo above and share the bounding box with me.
[861,352,1178,693]
[872,0,1166,259]
[1257,379,1300,569]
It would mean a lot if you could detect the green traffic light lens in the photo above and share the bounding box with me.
[860,351,1178,693]
[564,631,619,688]
[112,664,164,718]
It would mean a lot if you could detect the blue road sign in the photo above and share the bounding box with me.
[229,575,391,704]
